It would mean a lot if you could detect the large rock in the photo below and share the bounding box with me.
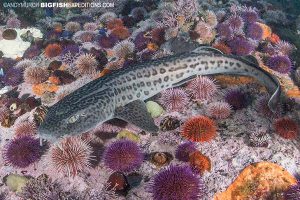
[214,162,297,200]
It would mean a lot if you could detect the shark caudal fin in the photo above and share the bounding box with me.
[114,100,159,132]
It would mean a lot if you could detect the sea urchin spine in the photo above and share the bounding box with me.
[3,136,42,168]
[103,139,143,173]
[148,165,205,200]
[48,137,93,177]
[181,115,217,142]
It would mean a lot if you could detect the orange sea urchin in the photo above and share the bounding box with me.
[181,115,217,142]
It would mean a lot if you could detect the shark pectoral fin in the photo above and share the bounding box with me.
[114,100,159,132]
[172,75,197,87]
[192,46,224,54]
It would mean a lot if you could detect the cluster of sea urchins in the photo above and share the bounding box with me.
[0,1,300,200]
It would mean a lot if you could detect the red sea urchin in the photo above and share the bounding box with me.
[103,139,143,173]
[181,115,217,142]
[266,55,292,74]
[48,137,93,177]
[187,76,219,102]
[274,117,299,139]
[148,165,205,200]
[45,44,62,58]
[3,136,42,168]
[159,88,189,112]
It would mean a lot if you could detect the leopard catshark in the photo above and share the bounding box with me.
[38,47,281,142]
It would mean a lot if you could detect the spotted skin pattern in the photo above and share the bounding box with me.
[38,50,281,142]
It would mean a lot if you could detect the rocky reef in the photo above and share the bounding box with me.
[0,0,300,199]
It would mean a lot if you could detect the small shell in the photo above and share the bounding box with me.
[149,152,173,167]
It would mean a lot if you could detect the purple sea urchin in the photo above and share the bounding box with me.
[2,67,23,86]
[255,95,278,118]
[49,137,93,177]
[266,55,292,74]
[206,101,232,119]
[187,76,219,102]
[246,23,263,40]
[225,89,249,110]
[131,7,147,22]
[175,142,197,162]
[6,17,21,28]
[275,41,294,56]
[284,181,300,200]
[23,66,49,84]
[227,15,244,32]
[98,34,119,49]
[241,7,259,24]
[262,43,276,56]
[134,31,152,51]
[20,174,69,200]
[103,139,143,173]
[59,44,81,65]
[148,165,205,200]
[228,37,255,56]
[3,136,42,168]
[216,23,233,40]
[159,88,189,112]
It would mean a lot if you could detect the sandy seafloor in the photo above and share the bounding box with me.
[0,0,300,199]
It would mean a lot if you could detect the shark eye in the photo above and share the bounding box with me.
[67,113,86,124]
[68,115,80,124]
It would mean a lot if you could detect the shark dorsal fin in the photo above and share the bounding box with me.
[192,46,224,54]
[240,55,259,66]
[114,100,159,132]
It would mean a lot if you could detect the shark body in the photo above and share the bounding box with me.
[38,47,281,142]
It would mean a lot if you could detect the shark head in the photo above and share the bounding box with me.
[37,93,110,143]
